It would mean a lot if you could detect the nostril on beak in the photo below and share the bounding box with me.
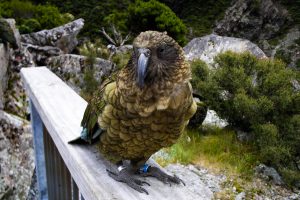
[138,48,151,57]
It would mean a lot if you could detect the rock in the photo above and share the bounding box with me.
[4,70,29,119]
[47,54,115,93]
[27,168,38,200]
[255,164,284,185]
[214,0,291,41]
[164,164,225,199]
[107,44,133,54]
[235,192,246,200]
[202,109,228,128]
[0,111,34,199]
[184,34,266,66]
[237,130,254,143]
[21,18,84,53]
[0,110,27,129]
[0,43,9,109]
[292,79,300,92]
[0,18,21,49]
[22,43,62,66]
[289,193,300,200]
[269,26,300,68]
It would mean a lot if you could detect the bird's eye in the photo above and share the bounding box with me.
[157,46,167,57]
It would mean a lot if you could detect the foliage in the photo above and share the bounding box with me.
[127,0,187,45]
[79,40,110,60]
[78,39,130,69]
[275,49,292,64]
[0,0,70,33]
[155,126,259,177]
[190,59,210,94]
[279,0,300,24]
[161,0,232,39]
[191,51,300,187]
[33,0,131,40]
[19,18,41,33]
[111,52,131,70]
[81,50,99,101]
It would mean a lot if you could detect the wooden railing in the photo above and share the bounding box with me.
[21,67,193,200]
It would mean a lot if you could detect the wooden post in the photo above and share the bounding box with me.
[30,100,48,200]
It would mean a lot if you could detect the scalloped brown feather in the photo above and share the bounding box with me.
[94,31,197,164]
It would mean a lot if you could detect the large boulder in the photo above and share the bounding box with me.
[184,34,266,128]
[21,43,62,66]
[0,18,21,49]
[214,0,290,41]
[255,164,284,186]
[0,111,34,199]
[0,43,9,109]
[21,18,84,53]
[184,34,266,66]
[47,54,115,93]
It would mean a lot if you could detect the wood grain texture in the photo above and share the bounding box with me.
[21,67,200,200]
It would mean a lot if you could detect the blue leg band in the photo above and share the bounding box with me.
[140,164,150,173]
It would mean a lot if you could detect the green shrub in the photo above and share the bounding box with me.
[0,0,69,33]
[127,0,187,45]
[19,18,41,33]
[192,51,300,187]
[191,59,209,86]
[43,0,131,40]
[81,53,98,101]
[275,49,292,64]
[161,0,232,38]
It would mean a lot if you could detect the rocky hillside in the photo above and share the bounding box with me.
[214,0,300,69]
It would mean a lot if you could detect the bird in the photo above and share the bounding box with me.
[69,31,197,194]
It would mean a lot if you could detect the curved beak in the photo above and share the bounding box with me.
[137,48,150,88]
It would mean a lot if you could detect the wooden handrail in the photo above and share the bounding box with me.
[21,67,195,200]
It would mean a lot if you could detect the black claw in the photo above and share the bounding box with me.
[139,166,185,186]
[133,179,150,186]
[142,181,151,186]
[175,175,186,186]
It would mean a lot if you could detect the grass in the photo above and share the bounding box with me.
[153,125,262,198]
[155,125,260,178]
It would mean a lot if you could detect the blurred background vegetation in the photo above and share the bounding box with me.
[0,0,234,44]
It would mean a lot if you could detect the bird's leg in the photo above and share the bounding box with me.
[138,164,185,186]
[106,161,150,194]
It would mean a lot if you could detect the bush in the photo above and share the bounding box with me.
[161,0,232,38]
[191,51,300,187]
[0,0,69,33]
[19,18,41,33]
[127,0,187,45]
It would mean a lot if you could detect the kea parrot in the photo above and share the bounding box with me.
[69,31,197,194]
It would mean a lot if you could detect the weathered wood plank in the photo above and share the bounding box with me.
[21,67,200,200]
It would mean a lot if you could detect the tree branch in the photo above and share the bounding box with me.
[100,27,116,45]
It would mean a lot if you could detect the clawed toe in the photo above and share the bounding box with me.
[106,168,149,194]
[139,166,185,186]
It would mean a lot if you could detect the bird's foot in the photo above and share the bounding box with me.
[106,166,150,194]
[139,164,185,186]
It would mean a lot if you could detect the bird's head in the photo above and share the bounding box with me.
[131,31,186,89]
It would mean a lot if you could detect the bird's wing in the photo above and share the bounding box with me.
[69,75,116,144]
